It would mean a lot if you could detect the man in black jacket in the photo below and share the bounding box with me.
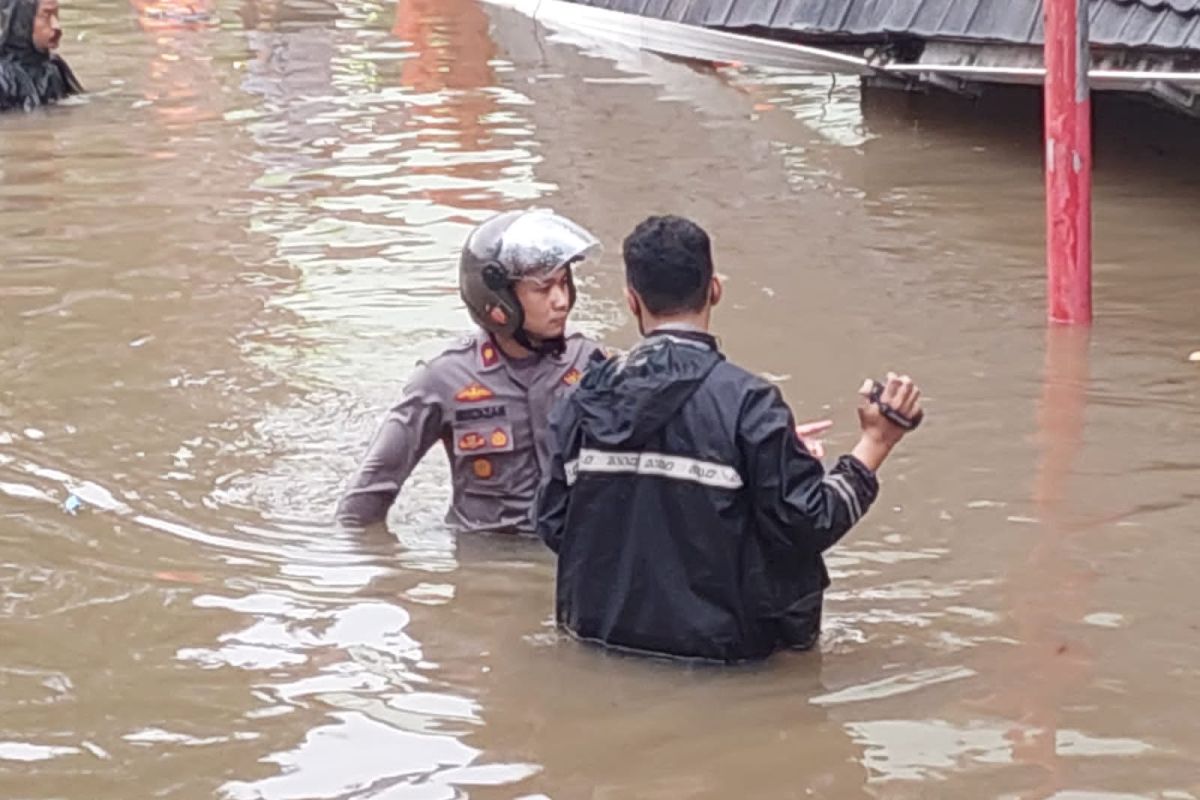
[534,215,923,663]
[0,0,82,113]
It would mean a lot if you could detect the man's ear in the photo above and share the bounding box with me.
[710,276,722,308]
[625,288,641,318]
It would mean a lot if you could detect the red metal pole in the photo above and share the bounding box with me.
[1043,0,1093,325]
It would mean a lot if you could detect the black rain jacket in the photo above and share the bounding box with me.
[536,329,879,663]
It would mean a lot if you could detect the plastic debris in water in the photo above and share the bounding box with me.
[154,571,205,584]
[62,494,83,515]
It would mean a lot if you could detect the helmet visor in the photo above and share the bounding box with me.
[497,211,601,280]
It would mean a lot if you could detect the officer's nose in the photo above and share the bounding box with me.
[549,283,570,311]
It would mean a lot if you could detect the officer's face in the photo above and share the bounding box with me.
[33,0,62,52]
[514,266,572,340]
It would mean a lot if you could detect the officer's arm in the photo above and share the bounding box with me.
[740,383,879,553]
[534,398,580,554]
[336,365,445,528]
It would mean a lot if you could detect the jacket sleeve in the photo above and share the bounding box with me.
[0,64,32,112]
[533,396,581,554]
[738,382,879,553]
[336,365,445,528]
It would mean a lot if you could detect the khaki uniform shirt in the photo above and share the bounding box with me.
[337,328,605,531]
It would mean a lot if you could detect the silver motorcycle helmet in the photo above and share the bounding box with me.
[459,209,601,350]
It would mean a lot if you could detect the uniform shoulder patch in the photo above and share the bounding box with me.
[422,334,478,369]
[447,333,479,353]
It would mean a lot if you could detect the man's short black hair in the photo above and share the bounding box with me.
[622,215,714,316]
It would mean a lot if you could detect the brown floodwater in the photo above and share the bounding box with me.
[2,0,1199,797]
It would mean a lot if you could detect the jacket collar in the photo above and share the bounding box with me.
[643,325,719,352]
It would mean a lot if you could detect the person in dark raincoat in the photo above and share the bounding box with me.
[536,215,925,663]
[0,0,82,112]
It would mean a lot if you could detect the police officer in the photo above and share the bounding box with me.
[337,209,607,531]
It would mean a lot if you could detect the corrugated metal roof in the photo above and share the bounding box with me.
[564,0,1200,51]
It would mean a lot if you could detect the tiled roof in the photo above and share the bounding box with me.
[566,0,1200,51]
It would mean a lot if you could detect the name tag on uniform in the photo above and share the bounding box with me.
[454,404,507,423]
[454,423,516,456]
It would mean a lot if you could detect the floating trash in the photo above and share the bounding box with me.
[62,494,83,515]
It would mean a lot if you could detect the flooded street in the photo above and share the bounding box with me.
[3,0,1200,796]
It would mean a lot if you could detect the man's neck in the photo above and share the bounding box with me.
[641,312,710,336]
[493,333,534,360]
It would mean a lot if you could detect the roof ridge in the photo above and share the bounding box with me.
[1110,0,1200,16]
[568,0,1200,51]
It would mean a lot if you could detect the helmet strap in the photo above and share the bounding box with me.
[513,328,567,358]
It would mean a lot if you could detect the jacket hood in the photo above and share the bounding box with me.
[0,0,82,110]
[571,330,722,449]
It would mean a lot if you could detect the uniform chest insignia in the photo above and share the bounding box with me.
[459,432,487,451]
[455,382,495,402]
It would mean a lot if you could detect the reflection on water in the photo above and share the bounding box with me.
[1,0,1199,797]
